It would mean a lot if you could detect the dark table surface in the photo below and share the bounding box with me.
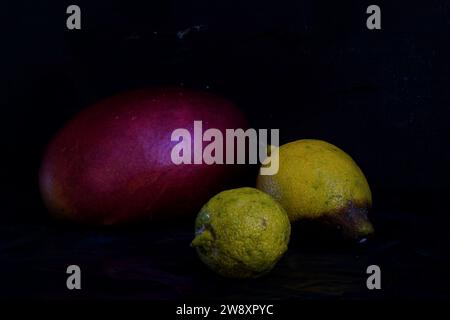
[1,210,449,300]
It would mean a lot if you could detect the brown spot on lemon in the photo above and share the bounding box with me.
[256,139,373,239]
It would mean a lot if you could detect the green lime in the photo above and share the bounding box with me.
[191,187,291,278]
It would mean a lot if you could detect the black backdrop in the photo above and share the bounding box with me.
[1,0,450,300]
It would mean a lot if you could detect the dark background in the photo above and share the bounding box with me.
[1,0,449,300]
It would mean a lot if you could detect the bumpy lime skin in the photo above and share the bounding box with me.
[192,187,291,279]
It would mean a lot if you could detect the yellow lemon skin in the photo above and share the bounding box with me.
[257,139,373,239]
[191,187,291,279]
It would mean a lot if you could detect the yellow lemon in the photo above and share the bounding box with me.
[257,139,373,239]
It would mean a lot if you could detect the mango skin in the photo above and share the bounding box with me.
[39,87,248,225]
